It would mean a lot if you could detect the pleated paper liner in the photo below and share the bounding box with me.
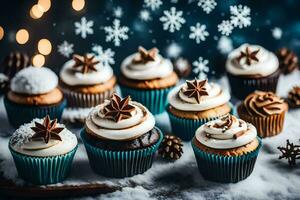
[227,69,280,100]
[119,85,174,115]
[4,97,66,128]
[81,128,163,178]
[9,145,78,185]
[192,137,262,183]
[237,105,286,138]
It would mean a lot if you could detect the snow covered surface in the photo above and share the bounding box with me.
[1,74,300,199]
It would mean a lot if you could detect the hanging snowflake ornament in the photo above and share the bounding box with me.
[230,4,251,29]
[160,7,186,33]
[91,45,115,68]
[144,0,163,11]
[104,19,129,47]
[189,22,209,44]
[74,17,94,39]
[197,0,217,14]
[193,57,210,80]
[218,20,234,36]
[140,10,152,22]
[278,140,300,166]
[57,41,74,58]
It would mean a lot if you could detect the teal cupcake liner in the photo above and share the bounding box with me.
[81,128,163,178]
[4,96,66,128]
[119,85,174,115]
[9,145,78,185]
[167,103,235,141]
[192,137,262,183]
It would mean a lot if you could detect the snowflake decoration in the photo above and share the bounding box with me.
[74,17,94,39]
[144,0,162,11]
[278,140,300,166]
[217,20,234,36]
[57,41,74,58]
[140,10,152,22]
[197,0,217,14]
[166,42,182,58]
[104,19,129,47]
[189,23,209,44]
[217,36,233,55]
[113,6,123,18]
[272,27,282,40]
[91,45,115,68]
[230,4,251,29]
[160,7,186,33]
[193,57,209,80]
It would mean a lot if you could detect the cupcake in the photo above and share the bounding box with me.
[59,54,116,108]
[4,66,66,127]
[237,91,288,138]
[192,114,262,183]
[9,116,78,185]
[81,93,163,178]
[226,44,280,99]
[287,86,300,109]
[167,79,232,141]
[119,46,178,115]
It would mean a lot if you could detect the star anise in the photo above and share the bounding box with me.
[103,94,135,122]
[237,47,260,65]
[183,79,209,103]
[132,46,158,64]
[30,115,64,144]
[72,54,100,74]
[278,140,300,166]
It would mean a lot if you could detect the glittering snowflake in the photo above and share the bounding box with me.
[140,10,152,21]
[193,57,209,80]
[104,19,129,47]
[160,7,186,33]
[217,20,234,36]
[189,23,209,44]
[217,36,233,55]
[197,0,217,14]
[230,4,251,29]
[113,6,123,18]
[144,0,162,11]
[74,17,94,39]
[166,42,182,58]
[57,41,74,58]
[91,45,115,67]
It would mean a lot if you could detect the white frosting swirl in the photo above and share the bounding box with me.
[9,119,78,157]
[121,53,174,80]
[226,44,279,76]
[195,116,257,149]
[60,54,114,86]
[11,66,58,95]
[168,81,230,111]
[85,101,155,140]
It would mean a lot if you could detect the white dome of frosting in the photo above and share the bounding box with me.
[11,66,58,95]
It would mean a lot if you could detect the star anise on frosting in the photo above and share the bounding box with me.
[183,79,209,103]
[30,115,64,144]
[237,47,260,65]
[72,54,100,74]
[103,94,135,122]
[132,46,158,64]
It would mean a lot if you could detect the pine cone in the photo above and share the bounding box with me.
[276,48,298,75]
[287,86,300,108]
[2,51,31,79]
[173,57,191,78]
[158,134,183,160]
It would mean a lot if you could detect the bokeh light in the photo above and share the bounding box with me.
[32,54,45,67]
[30,4,44,19]
[72,0,85,11]
[38,0,51,12]
[38,38,52,55]
[16,29,29,44]
[0,26,4,41]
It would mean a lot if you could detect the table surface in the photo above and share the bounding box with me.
[0,74,300,200]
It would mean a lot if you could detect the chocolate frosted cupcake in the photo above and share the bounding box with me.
[81,94,163,178]
[4,66,66,127]
[238,91,288,138]
[119,46,178,114]
[226,44,280,99]
[192,114,262,183]
[59,54,116,108]
[287,86,300,108]
[167,79,232,141]
[9,116,78,185]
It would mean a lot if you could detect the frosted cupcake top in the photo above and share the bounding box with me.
[168,79,230,111]
[195,114,257,149]
[121,46,174,80]
[10,116,78,157]
[60,54,114,86]
[226,44,279,76]
[85,94,155,141]
[11,66,58,95]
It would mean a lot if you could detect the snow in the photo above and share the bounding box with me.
[272,27,283,40]
[104,19,129,47]
[217,20,234,36]
[217,36,233,55]
[230,4,251,29]
[189,23,209,44]
[113,6,123,18]
[197,0,217,14]
[160,7,186,33]
[74,17,94,39]
[166,42,182,58]
[57,41,74,58]
[143,0,162,11]
[140,10,152,22]
[192,57,210,80]
[91,45,115,68]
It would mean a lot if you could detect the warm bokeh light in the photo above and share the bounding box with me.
[38,0,51,12]
[38,39,52,55]
[0,26,4,41]
[30,4,44,19]
[32,54,45,67]
[16,29,29,44]
[72,0,85,11]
